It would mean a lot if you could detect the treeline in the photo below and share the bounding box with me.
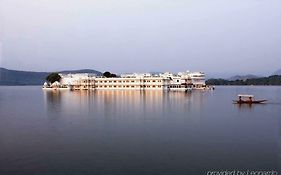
[206,75,281,85]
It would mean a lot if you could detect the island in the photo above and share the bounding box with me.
[206,75,281,85]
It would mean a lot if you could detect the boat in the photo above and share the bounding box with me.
[233,95,267,104]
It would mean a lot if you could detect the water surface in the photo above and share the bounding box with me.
[0,86,281,175]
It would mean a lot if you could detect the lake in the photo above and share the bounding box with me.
[0,86,280,175]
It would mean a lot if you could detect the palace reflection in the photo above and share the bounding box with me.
[43,90,206,120]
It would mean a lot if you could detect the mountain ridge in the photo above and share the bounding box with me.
[228,74,260,81]
[272,69,281,75]
[0,67,102,85]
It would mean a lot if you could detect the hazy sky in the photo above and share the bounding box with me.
[1,0,281,77]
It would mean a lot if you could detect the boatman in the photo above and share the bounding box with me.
[249,96,253,103]
[239,96,242,103]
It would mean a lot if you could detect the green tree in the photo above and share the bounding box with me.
[206,75,281,85]
[103,71,117,78]
[46,73,61,83]
[103,71,111,78]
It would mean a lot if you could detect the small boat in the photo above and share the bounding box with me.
[233,94,267,104]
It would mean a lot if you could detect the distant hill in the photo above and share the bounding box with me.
[206,75,281,85]
[272,69,281,75]
[60,69,102,75]
[0,68,102,85]
[228,74,259,81]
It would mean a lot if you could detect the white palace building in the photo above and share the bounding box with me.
[43,71,211,91]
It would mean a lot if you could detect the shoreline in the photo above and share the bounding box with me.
[2,85,281,87]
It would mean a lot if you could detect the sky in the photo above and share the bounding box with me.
[1,0,281,77]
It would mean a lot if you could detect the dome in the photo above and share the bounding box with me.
[51,81,61,87]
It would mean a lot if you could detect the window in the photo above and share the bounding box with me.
[131,86,135,88]
[153,80,156,82]
[131,81,135,83]
[177,80,179,82]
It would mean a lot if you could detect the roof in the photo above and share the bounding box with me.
[238,94,254,97]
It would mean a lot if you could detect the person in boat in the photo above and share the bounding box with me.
[249,96,253,103]
[238,96,242,103]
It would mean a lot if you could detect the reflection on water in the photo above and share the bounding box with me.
[1,86,281,175]
[43,90,205,120]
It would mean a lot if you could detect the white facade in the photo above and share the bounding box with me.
[188,72,206,88]
[43,71,207,91]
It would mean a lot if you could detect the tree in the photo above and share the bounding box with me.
[206,75,281,85]
[46,73,61,83]
[103,71,112,78]
[103,71,117,78]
